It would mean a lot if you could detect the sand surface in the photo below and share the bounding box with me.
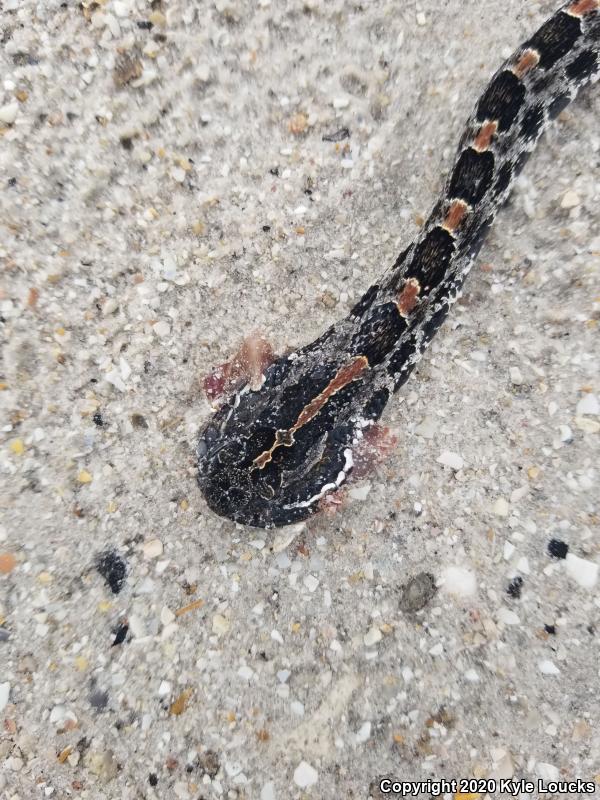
[1,0,598,797]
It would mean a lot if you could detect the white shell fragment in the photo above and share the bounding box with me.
[441,566,477,597]
[565,553,598,589]
[436,450,464,470]
[293,761,318,788]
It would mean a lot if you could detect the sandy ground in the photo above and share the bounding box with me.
[1,0,599,798]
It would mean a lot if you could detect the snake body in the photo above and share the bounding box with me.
[197,1,600,528]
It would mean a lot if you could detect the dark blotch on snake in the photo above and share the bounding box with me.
[448,148,495,206]
[350,302,407,366]
[407,227,455,289]
[566,49,598,81]
[477,69,526,131]
[527,12,582,69]
[521,102,546,141]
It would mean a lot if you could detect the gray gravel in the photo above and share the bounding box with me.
[1,0,599,798]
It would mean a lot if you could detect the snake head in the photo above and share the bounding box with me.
[197,352,370,528]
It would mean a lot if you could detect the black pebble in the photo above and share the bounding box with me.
[399,571,437,613]
[262,225,271,232]
[322,127,350,142]
[89,688,109,711]
[198,750,220,778]
[544,624,556,635]
[148,773,158,786]
[131,413,149,429]
[8,177,17,187]
[112,623,129,646]
[96,549,127,594]
[93,411,104,427]
[506,576,523,599]
[548,538,569,559]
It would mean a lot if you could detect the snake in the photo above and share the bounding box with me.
[197,0,600,529]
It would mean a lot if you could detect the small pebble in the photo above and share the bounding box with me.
[321,127,350,143]
[153,320,171,338]
[293,761,318,788]
[436,450,464,470]
[0,101,18,125]
[538,659,560,676]
[348,484,371,501]
[565,553,598,589]
[536,763,560,782]
[516,556,530,575]
[261,782,276,800]
[576,393,599,416]
[497,607,520,625]
[548,538,568,559]
[171,167,186,183]
[364,626,382,647]
[198,750,220,778]
[355,721,371,744]
[560,189,580,208]
[0,682,10,711]
[161,607,176,626]
[111,623,128,646]
[415,416,438,439]
[9,439,24,456]
[503,541,515,561]
[399,571,437,611]
[332,97,349,109]
[169,689,193,716]
[128,615,146,638]
[85,749,119,782]
[575,416,600,434]
[492,498,510,517]
[89,688,109,710]
[143,539,163,559]
[440,566,476,597]
[510,485,528,503]
[96,549,127,594]
[509,366,523,385]
[559,425,573,443]
[506,576,523,599]
[238,665,254,681]
[0,553,17,574]
[212,614,230,635]
[129,414,147,431]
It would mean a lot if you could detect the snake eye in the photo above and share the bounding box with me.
[197,439,208,459]
[200,424,219,445]
[197,424,220,460]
